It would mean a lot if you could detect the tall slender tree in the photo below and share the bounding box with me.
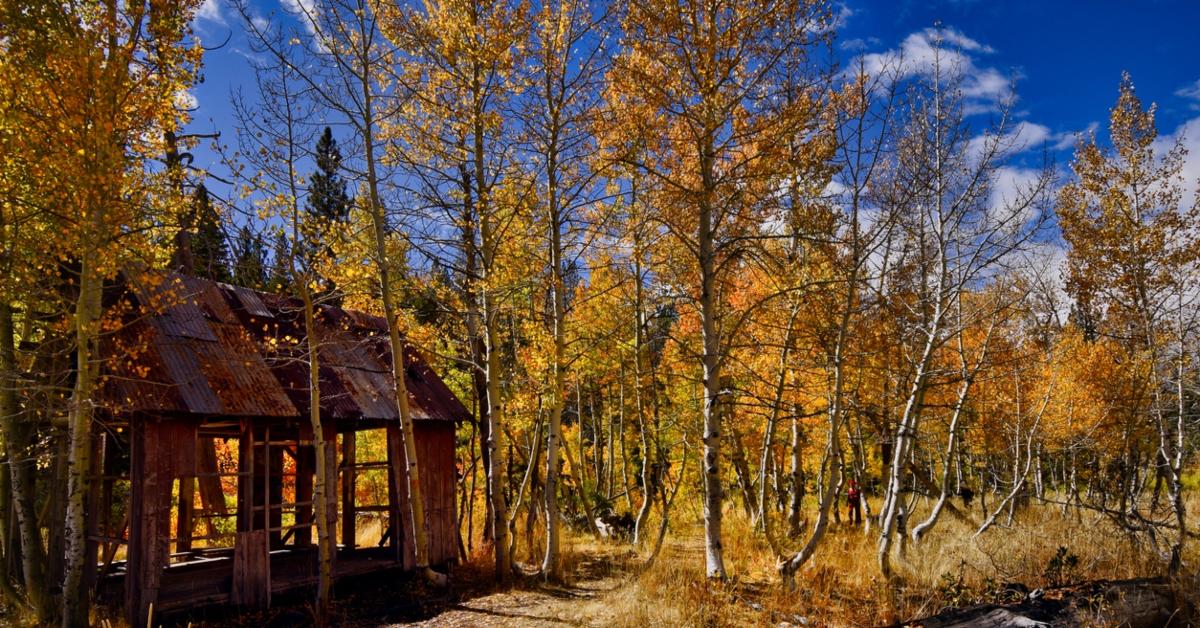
[603,0,836,579]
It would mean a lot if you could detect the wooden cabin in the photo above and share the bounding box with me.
[90,274,468,624]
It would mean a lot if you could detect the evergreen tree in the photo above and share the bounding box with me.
[308,127,352,224]
[232,225,269,290]
[305,127,352,300]
[190,183,231,281]
[268,228,292,294]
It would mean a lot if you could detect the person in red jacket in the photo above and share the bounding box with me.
[847,478,862,524]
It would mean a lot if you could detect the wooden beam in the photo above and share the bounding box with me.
[387,423,412,567]
[83,430,104,596]
[176,476,195,554]
[341,430,356,551]
[268,439,284,549]
[232,422,270,611]
[295,425,313,549]
[124,419,175,627]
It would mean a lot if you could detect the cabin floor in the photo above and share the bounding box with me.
[97,545,403,616]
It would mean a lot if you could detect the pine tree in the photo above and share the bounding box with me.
[304,127,352,300]
[190,184,231,282]
[269,229,292,294]
[308,127,352,224]
[232,225,269,290]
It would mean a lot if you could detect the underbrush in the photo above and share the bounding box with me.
[567,495,1199,627]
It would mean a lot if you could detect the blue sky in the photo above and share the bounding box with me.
[187,0,1200,214]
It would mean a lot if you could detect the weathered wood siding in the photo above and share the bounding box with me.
[394,422,458,567]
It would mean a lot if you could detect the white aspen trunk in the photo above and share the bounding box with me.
[976,387,1050,538]
[62,256,101,628]
[359,73,439,581]
[876,302,942,579]
[540,112,567,577]
[757,303,800,547]
[910,378,968,543]
[632,245,655,547]
[0,304,50,619]
[299,289,334,620]
[698,152,727,580]
[787,405,805,536]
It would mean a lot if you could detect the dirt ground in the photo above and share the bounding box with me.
[340,545,647,628]
[182,535,1188,628]
[394,567,624,627]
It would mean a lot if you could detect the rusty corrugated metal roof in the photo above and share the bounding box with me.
[100,273,469,423]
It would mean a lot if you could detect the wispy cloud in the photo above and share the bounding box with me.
[854,26,1014,114]
[282,0,319,36]
[1153,116,1200,209]
[966,121,1091,164]
[196,0,225,26]
[1176,79,1200,111]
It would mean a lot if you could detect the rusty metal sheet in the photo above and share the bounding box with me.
[183,276,238,325]
[155,339,222,415]
[201,325,296,417]
[134,275,218,342]
[402,346,471,423]
[99,272,468,424]
[338,367,397,420]
[227,284,273,319]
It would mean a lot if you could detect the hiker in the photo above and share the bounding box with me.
[847,478,862,524]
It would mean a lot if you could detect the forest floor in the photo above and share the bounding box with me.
[387,546,645,627]
[331,530,1192,628]
[326,540,678,628]
[151,502,1199,627]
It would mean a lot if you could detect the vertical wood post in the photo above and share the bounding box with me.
[269,437,283,549]
[295,425,314,549]
[323,424,338,565]
[83,429,104,597]
[124,419,173,626]
[177,477,195,555]
[341,430,356,551]
[232,421,270,610]
[386,424,405,564]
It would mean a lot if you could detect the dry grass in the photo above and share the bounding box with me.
[564,494,1200,627]
[27,493,1196,627]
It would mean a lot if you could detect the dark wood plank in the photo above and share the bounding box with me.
[341,430,356,550]
[231,529,269,610]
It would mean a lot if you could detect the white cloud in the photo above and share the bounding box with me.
[1153,116,1200,209]
[855,26,1013,113]
[282,0,319,36]
[1020,240,1070,324]
[966,121,1087,165]
[174,89,199,111]
[832,3,854,30]
[1051,121,1098,151]
[988,165,1045,231]
[1177,79,1200,111]
[196,0,225,25]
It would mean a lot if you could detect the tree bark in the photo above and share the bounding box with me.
[62,256,102,627]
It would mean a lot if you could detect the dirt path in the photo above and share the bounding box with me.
[386,542,704,627]
[395,574,619,627]
[391,551,636,627]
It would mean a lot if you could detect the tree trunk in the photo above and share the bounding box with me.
[787,405,806,537]
[361,86,441,583]
[62,258,102,627]
[0,303,49,620]
[299,288,334,622]
[698,155,726,579]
